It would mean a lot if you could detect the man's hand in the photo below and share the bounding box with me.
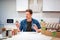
[33,24,41,33]
[36,29,41,33]
[33,24,38,31]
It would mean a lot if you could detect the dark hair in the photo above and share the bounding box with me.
[26,9,33,14]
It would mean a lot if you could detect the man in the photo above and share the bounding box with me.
[20,9,41,32]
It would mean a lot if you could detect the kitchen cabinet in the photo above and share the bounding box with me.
[29,0,42,13]
[16,0,28,11]
[43,0,60,13]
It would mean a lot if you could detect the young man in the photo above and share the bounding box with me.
[20,9,41,32]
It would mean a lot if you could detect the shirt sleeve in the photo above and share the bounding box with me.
[20,21,23,31]
[36,21,41,29]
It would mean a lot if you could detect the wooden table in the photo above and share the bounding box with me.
[41,30,60,38]
[41,30,60,40]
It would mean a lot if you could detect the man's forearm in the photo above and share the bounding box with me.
[36,29,41,33]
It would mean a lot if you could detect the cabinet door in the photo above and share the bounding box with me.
[43,0,60,12]
[29,0,42,13]
[16,0,28,11]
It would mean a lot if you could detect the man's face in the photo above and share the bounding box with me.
[26,12,32,20]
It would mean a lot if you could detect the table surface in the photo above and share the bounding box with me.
[4,32,52,40]
[0,32,60,40]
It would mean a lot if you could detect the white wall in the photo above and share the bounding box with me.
[0,0,60,25]
[0,0,1,24]
[0,0,19,24]
[18,12,60,23]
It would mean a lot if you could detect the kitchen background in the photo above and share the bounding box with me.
[0,0,60,28]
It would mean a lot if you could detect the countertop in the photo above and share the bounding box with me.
[0,32,60,40]
[3,32,52,40]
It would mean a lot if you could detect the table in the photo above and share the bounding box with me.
[4,32,52,40]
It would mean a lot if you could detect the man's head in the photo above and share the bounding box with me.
[26,9,33,20]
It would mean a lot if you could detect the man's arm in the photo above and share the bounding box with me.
[36,21,41,29]
[33,21,41,32]
[19,21,23,31]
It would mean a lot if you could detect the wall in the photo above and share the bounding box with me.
[0,0,1,24]
[18,12,60,23]
[0,0,19,24]
[0,0,60,25]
